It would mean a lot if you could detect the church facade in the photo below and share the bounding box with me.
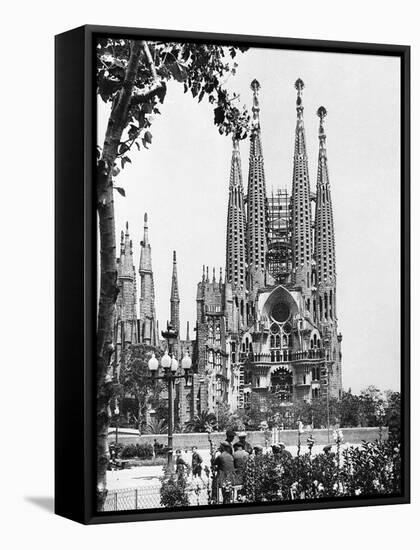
[194,79,343,417]
[114,78,343,426]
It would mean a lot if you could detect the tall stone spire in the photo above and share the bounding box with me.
[170,250,180,333]
[314,107,342,398]
[291,79,312,294]
[314,107,336,316]
[247,79,268,285]
[225,138,246,289]
[138,213,157,346]
[116,222,138,346]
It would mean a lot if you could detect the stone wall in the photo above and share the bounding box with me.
[113,426,387,449]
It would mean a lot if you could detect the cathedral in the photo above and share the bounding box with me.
[114,78,343,427]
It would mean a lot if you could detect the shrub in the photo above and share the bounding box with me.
[120,444,138,459]
[242,439,401,502]
[118,442,154,459]
[160,474,189,508]
[137,443,153,459]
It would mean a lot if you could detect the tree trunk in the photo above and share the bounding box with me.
[96,40,143,511]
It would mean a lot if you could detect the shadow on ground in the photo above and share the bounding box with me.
[25,496,54,514]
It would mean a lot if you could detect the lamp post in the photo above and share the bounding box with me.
[114,398,120,445]
[148,323,192,473]
[325,361,333,443]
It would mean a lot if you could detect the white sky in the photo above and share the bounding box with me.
[97,45,401,394]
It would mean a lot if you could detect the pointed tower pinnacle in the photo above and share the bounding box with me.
[225,138,246,289]
[251,78,261,129]
[116,222,138,345]
[170,250,180,333]
[139,213,157,346]
[247,79,268,283]
[143,212,149,245]
[314,107,336,308]
[291,78,312,293]
[120,229,125,256]
[314,107,341,398]
[120,222,134,278]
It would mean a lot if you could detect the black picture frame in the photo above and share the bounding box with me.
[55,24,410,525]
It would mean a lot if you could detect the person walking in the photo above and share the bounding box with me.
[175,448,188,477]
[191,446,203,478]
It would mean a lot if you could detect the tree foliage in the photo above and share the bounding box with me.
[146,418,168,435]
[185,410,217,433]
[95,38,250,510]
[241,386,400,431]
[97,39,250,175]
[117,344,162,431]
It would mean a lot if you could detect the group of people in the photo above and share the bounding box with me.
[172,429,297,504]
[212,430,293,493]
[174,446,205,478]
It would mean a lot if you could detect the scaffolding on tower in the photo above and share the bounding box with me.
[266,188,292,284]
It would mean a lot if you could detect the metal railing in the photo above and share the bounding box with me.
[240,349,325,364]
[104,481,209,511]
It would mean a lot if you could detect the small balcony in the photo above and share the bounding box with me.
[291,349,325,362]
[238,348,325,365]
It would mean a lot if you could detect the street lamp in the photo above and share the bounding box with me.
[147,323,192,472]
[113,398,120,445]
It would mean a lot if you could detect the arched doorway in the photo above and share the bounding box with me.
[271,367,293,403]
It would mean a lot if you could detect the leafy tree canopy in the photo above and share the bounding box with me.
[117,344,163,428]
[97,39,250,176]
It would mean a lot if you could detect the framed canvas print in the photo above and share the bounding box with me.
[55,25,410,524]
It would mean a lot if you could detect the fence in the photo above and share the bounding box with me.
[104,481,209,512]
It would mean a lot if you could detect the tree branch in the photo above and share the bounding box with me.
[140,40,158,80]
[129,41,166,108]
[130,81,166,106]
